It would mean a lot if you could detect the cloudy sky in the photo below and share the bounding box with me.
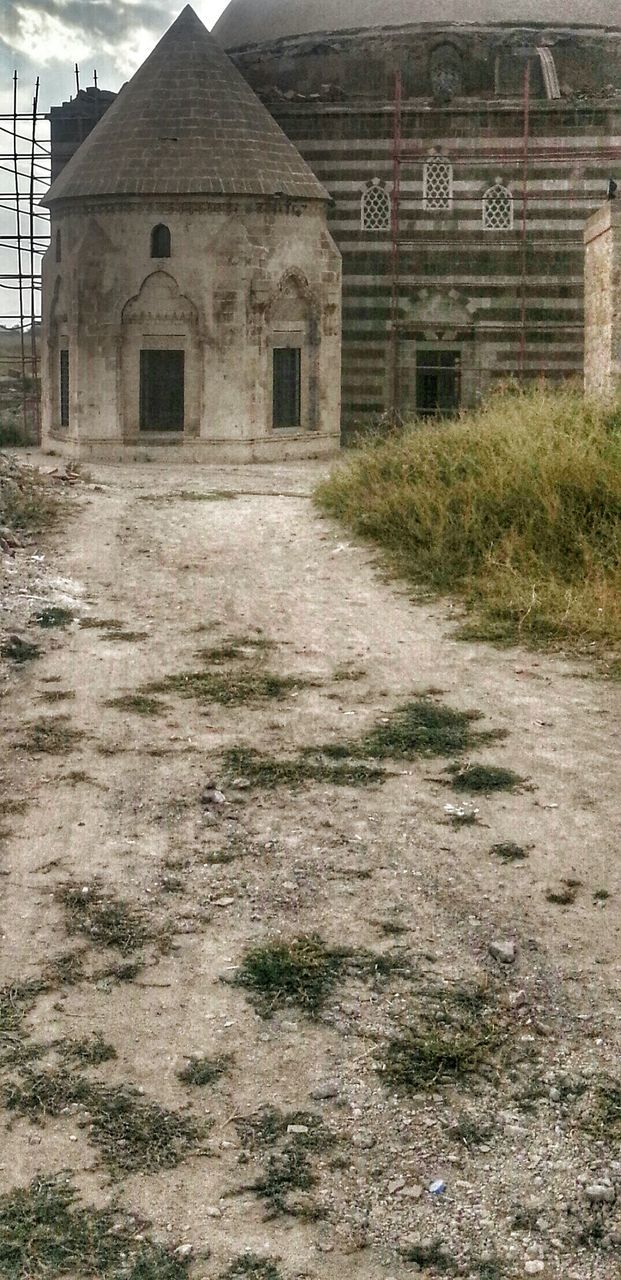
[1,0,230,115]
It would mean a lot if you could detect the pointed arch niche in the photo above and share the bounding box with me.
[267,271,320,433]
[120,271,201,440]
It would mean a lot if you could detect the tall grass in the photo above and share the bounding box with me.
[316,385,621,655]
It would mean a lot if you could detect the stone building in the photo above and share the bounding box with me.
[584,202,621,399]
[41,6,342,461]
[47,2,621,438]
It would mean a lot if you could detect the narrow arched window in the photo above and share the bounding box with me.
[361,181,391,232]
[482,184,513,231]
[423,156,453,212]
[150,224,171,258]
[55,229,62,263]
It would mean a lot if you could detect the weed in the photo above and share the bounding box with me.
[546,880,581,905]
[57,1031,117,1066]
[33,606,74,628]
[587,1077,621,1141]
[0,1175,193,1280]
[61,769,92,784]
[0,456,63,533]
[333,665,366,682]
[79,617,124,630]
[447,763,525,793]
[39,689,75,703]
[491,841,529,861]
[380,981,506,1092]
[449,1112,497,1147]
[146,668,309,707]
[103,631,149,643]
[594,888,611,902]
[106,693,167,716]
[196,635,275,664]
[223,747,384,790]
[358,698,502,759]
[17,717,84,755]
[5,1071,205,1173]
[56,881,167,955]
[234,935,346,1018]
[221,1257,283,1280]
[249,1146,317,1219]
[177,1054,232,1086]
[1,635,40,664]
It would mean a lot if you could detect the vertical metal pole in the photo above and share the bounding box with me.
[12,70,29,439]
[29,77,41,443]
[519,58,531,381]
[75,63,80,94]
[391,69,402,419]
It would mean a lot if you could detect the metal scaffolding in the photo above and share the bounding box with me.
[0,72,50,443]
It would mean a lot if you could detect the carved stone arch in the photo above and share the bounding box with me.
[120,270,201,442]
[268,269,321,434]
[121,269,199,328]
[268,269,319,328]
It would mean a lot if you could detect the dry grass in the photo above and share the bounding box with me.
[316,385,621,657]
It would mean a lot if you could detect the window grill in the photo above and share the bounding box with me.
[482,184,514,231]
[423,156,453,212]
[361,182,391,232]
[60,349,69,427]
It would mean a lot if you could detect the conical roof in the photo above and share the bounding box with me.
[43,5,328,206]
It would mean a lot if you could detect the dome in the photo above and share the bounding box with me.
[214,0,621,49]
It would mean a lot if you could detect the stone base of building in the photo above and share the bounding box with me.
[44,430,340,464]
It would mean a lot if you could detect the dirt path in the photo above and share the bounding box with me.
[2,457,621,1280]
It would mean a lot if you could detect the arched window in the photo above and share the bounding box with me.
[361,181,391,232]
[150,224,171,258]
[423,156,453,212]
[55,229,62,263]
[482,184,514,231]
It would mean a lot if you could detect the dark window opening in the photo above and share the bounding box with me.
[273,347,301,429]
[55,230,62,263]
[150,223,171,259]
[416,349,461,418]
[139,349,184,432]
[60,349,69,427]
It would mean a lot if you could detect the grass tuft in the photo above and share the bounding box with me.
[16,717,84,755]
[0,455,63,533]
[146,669,308,707]
[234,935,347,1018]
[177,1054,232,1086]
[357,698,502,759]
[56,881,168,955]
[490,841,529,861]
[221,1257,283,1280]
[235,1107,329,1152]
[57,1031,117,1066]
[446,763,525,793]
[1,635,40,664]
[33,606,74,629]
[223,746,384,789]
[316,385,621,656]
[0,1176,194,1280]
[379,981,506,1092]
[106,693,167,716]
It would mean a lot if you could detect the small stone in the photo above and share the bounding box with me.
[310,1080,339,1099]
[174,1245,193,1259]
[509,989,527,1008]
[489,939,517,964]
[232,778,251,789]
[352,1131,375,1150]
[524,1263,544,1276]
[287,1124,309,1135]
[401,1184,424,1200]
[585,1184,615,1203]
[388,1177,406,1193]
[549,1086,561,1102]
[205,1206,222,1218]
[214,897,235,907]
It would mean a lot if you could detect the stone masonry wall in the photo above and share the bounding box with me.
[584,204,621,399]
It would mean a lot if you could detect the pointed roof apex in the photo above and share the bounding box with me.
[43,6,327,205]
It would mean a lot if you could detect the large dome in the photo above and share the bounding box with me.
[214,0,621,49]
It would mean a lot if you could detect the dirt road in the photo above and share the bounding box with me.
[2,458,621,1279]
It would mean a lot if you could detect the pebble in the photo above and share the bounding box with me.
[352,1131,375,1150]
[585,1184,615,1203]
[205,1206,222,1218]
[524,1263,544,1275]
[489,939,517,964]
[288,1124,309,1135]
[174,1245,193,1258]
[310,1080,339,1099]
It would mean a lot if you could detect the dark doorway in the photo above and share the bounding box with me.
[60,349,69,427]
[139,349,184,432]
[416,349,461,418]
[273,347,301,429]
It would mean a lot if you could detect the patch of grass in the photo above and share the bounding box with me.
[316,385,621,656]
[5,1072,205,1173]
[379,981,506,1092]
[0,799,28,817]
[56,881,168,955]
[594,888,611,902]
[490,841,529,861]
[60,769,92,785]
[449,1112,497,1147]
[39,689,75,704]
[1,635,40,664]
[235,1107,329,1152]
[196,635,275,663]
[234,935,347,1019]
[221,1257,283,1280]
[16,717,85,755]
[78,617,124,630]
[106,693,167,716]
[0,1176,194,1280]
[223,746,384,790]
[546,879,581,905]
[146,669,308,707]
[103,631,149,643]
[333,664,366,682]
[0,455,63,533]
[357,698,503,759]
[447,763,525,793]
[32,606,74,629]
[57,1031,117,1066]
[243,1148,319,1220]
[587,1078,621,1141]
[177,1054,232,1086]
